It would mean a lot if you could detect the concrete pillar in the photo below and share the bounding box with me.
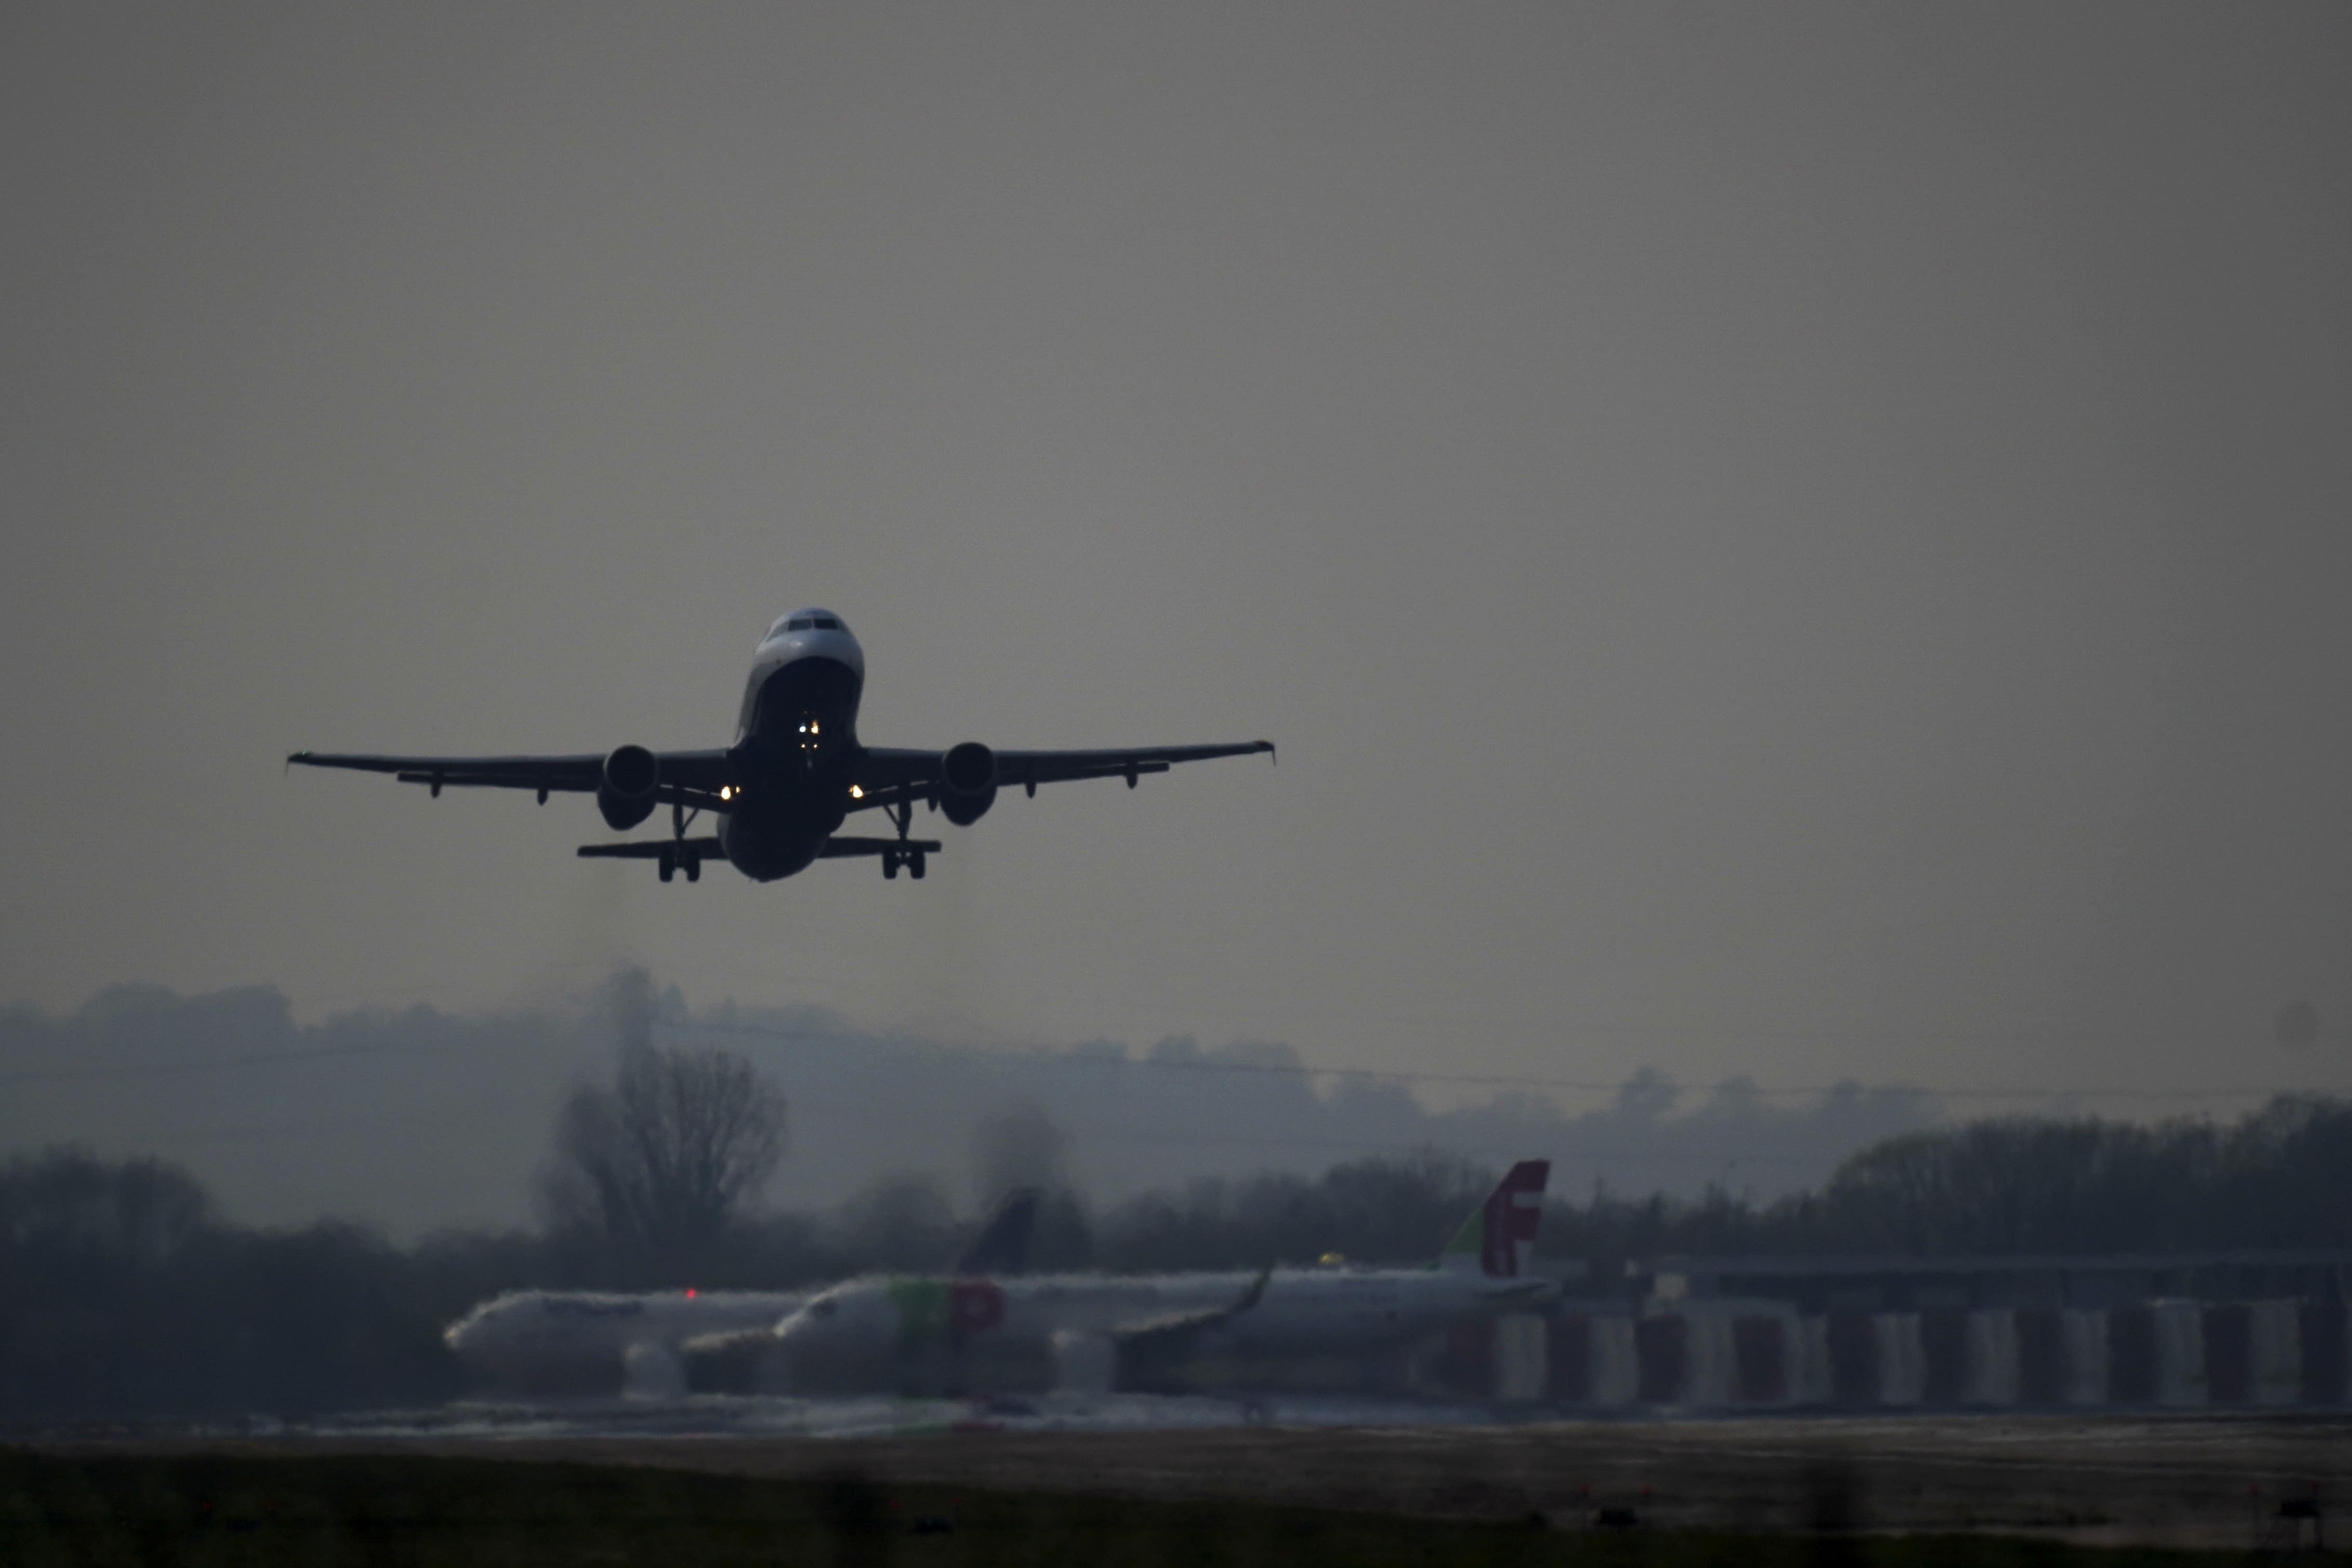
[1873,1313,1925,1406]
[1964,1309,2020,1406]
[1794,1314,1834,1405]
[2250,1301,2301,1407]
[1494,1314,1547,1402]
[2061,1309,2109,1405]
[1685,1310,1736,1408]
[1592,1314,1640,1407]
[2153,1301,2206,1407]
[2300,1302,2348,1405]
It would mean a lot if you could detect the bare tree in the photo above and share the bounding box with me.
[544,1041,787,1278]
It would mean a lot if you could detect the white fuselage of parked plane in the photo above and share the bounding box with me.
[443,1289,804,1393]
[766,1265,1557,1392]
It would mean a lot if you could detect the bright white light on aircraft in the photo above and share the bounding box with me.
[849,785,863,799]
[719,786,733,801]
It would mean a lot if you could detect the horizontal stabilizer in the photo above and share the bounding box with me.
[577,837,724,860]
[818,836,943,859]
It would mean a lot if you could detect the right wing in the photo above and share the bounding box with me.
[287,748,736,808]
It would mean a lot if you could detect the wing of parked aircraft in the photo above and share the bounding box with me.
[1111,1265,1273,1349]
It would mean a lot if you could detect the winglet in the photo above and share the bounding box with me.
[1235,1262,1273,1314]
[1262,741,1276,767]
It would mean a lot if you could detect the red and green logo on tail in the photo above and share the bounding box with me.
[1438,1159,1550,1277]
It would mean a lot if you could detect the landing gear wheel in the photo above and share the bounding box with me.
[908,852,927,880]
[684,859,700,882]
[658,850,676,883]
[883,852,900,880]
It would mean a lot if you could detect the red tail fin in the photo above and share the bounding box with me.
[1438,1159,1551,1277]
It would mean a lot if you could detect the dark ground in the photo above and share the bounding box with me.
[0,1444,2322,1567]
[19,1414,2352,1561]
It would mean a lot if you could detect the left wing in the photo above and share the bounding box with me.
[850,740,1272,814]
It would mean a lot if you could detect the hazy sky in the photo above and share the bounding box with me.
[6,4,2349,1116]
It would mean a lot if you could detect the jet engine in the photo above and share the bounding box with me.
[597,744,660,830]
[939,741,997,826]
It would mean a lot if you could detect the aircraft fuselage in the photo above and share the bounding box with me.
[719,615,870,883]
[717,615,868,880]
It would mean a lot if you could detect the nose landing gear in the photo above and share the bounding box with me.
[880,847,927,880]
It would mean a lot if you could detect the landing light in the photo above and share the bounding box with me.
[719,786,733,801]
[849,785,863,799]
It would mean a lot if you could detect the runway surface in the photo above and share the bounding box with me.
[37,1399,2352,1549]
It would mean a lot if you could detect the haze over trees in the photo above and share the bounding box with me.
[0,979,1943,1235]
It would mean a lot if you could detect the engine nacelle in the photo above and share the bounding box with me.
[939,740,997,826]
[597,744,659,830]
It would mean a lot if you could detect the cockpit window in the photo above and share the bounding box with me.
[767,611,849,641]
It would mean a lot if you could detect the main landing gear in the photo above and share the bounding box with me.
[658,798,704,882]
[880,795,926,880]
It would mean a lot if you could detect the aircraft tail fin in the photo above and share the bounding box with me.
[953,1188,1040,1276]
[1437,1159,1550,1278]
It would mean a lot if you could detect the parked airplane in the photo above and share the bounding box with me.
[290,608,1272,882]
[444,1189,1040,1396]
[731,1161,1553,1396]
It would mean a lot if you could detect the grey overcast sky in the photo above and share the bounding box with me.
[4,4,2348,1113]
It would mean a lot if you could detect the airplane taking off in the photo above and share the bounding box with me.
[289,609,1273,882]
[733,1161,1554,1396]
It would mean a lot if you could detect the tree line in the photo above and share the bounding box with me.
[5,1039,2351,1419]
